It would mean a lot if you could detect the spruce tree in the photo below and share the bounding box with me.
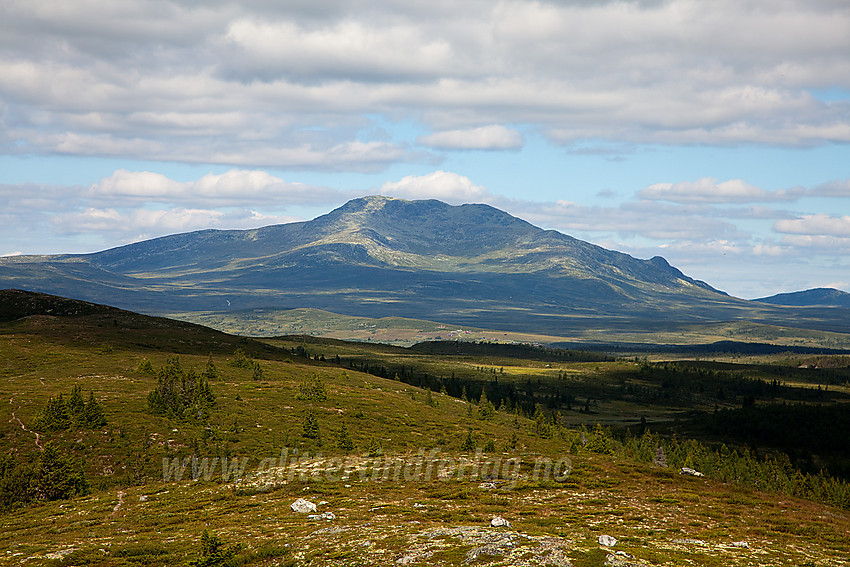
[478,388,495,420]
[302,409,321,443]
[336,423,354,452]
[31,443,89,501]
[202,354,219,381]
[460,428,476,452]
[252,361,264,381]
[82,391,107,428]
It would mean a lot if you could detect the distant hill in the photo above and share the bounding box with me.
[2,196,850,335]
[755,287,850,308]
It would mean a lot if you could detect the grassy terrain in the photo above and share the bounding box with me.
[169,307,850,350]
[2,291,850,566]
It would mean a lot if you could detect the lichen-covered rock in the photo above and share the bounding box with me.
[291,498,317,513]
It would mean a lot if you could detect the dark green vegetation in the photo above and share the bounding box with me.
[4,196,850,347]
[2,290,849,565]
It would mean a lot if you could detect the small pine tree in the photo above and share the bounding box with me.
[191,529,243,567]
[228,348,252,369]
[426,388,438,408]
[81,391,107,428]
[31,394,70,432]
[483,437,497,453]
[478,388,495,420]
[460,428,476,452]
[296,375,328,401]
[252,361,264,381]
[31,442,89,501]
[136,358,155,374]
[202,354,219,381]
[367,436,383,457]
[336,423,354,452]
[67,384,85,416]
[302,409,321,443]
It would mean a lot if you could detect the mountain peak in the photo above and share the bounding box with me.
[0,195,728,327]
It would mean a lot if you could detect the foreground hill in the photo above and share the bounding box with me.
[7,195,849,338]
[2,293,849,566]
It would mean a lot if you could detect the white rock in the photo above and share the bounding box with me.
[732,541,750,549]
[490,516,511,528]
[290,498,317,513]
[598,534,617,547]
[45,549,76,560]
[680,467,704,477]
[307,511,336,521]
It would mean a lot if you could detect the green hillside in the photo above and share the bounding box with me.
[1,291,849,565]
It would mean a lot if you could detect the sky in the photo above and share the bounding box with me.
[1,0,849,299]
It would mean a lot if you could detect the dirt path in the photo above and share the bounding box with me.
[8,397,44,451]
[112,491,125,517]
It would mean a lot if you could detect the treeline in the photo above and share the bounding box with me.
[687,403,850,479]
[408,340,614,362]
[616,430,850,510]
[343,358,574,417]
[619,360,846,406]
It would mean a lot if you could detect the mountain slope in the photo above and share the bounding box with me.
[2,196,849,335]
[756,287,850,308]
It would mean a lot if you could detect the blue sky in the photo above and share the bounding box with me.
[1,0,849,299]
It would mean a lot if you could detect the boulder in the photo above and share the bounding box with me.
[490,516,511,528]
[598,534,617,547]
[291,498,317,513]
[680,467,704,477]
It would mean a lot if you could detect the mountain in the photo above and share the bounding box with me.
[2,195,849,335]
[755,287,850,308]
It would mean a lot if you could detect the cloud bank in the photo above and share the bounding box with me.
[1,0,849,168]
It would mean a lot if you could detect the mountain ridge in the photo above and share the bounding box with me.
[1,195,848,336]
[756,287,850,307]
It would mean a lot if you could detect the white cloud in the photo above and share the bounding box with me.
[774,214,850,236]
[779,234,850,251]
[810,179,850,198]
[52,207,297,240]
[87,169,340,206]
[380,171,489,204]
[639,178,802,204]
[418,125,524,150]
